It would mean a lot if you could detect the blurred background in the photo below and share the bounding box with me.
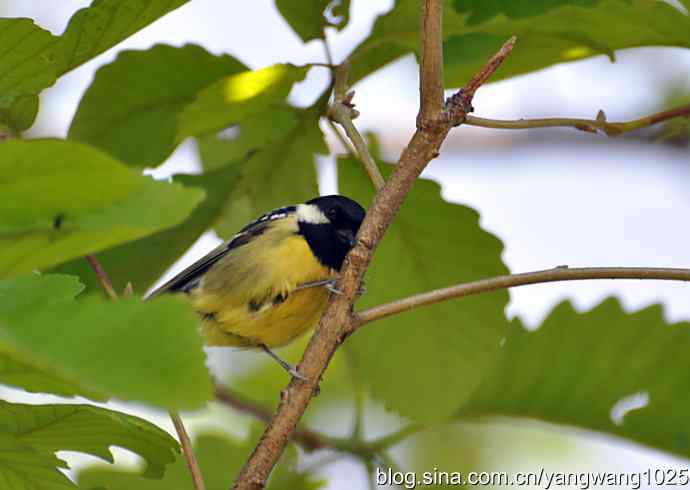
[2,1,690,488]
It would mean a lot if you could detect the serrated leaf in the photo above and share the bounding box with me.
[349,0,690,86]
[0,401,178,478]
[208,108,324,238]
[77,432,322,490]
[275,0,351,42]
[0,19,60,131]
[0,433,73,490]
[196,106,298,171]
[461,298,690,460]
[0,139,204,277]
[339,158,509,423]
[177,64,308,142]
[54,161,243,295]
[0,274,211,409]
[56,106,313,296]
[69,44,246,167]
[0,2,189,132]
[58,0,190,72]
[347,0,465,84]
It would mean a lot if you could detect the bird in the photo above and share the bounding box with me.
[147,195,366,378]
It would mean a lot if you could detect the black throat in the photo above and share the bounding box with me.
[298,222,350,271]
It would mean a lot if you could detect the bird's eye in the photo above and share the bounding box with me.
[327,207,338,220]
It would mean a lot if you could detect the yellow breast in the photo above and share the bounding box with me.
[189,216,336,348]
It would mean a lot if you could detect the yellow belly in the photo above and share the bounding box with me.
[199,285,331,347]
[188,227,336,348]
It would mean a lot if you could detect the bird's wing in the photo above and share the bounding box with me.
[145,206,296,299]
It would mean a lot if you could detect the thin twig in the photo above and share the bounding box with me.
[350,266,690,330]
[84,254,206,490]
[327,118,357,155]
[215,383,416,456]
[231,2,513,488]
[462,36,517,101]
[85,254,118,300]
[214,384,327,452]
[464,103,690,136]
[327,64,385,190]
[171,411,207,490]
[446,36,517,126]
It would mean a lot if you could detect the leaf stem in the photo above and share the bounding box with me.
[171,411,206,490]
[84,254,206,490]
[85,254,118,300]
[214,384,328,452]
[351,266,690,330]
[464,103,690,136]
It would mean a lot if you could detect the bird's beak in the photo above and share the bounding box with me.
[337,229,356,248]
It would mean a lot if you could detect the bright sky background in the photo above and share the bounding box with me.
[3,1,690,488]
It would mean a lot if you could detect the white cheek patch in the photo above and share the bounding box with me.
[296,204,329,224]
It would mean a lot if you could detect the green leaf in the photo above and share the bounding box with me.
[347,0,465,84]
[177,64,308,141]
[0,433,73,490]
[454,0,597,25]
[0,139,204,277]
[0,274,102,399]
[349,0,690,86]
[462,298,690,460]
[0,96,40,135]
[77,432,322,490]
[0,2,190,132]
[339,158,509,423]
[0,401,178,478]
[54,161,243,296]
[69,44,246,167]
[0,19,60,131]
[58,0,190,72]
[0,274,212,409]
[275,0,351,42]
[196,106,299,171]
[56,105,310,296]
[204,108,324,238]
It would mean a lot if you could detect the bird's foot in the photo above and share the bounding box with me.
[260,344,308,381]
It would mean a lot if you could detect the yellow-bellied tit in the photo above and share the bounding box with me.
[147,195,366,378]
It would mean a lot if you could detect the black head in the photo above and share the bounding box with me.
[297,195,366,270]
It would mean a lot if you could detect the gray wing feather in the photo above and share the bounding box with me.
[145,206,295,299]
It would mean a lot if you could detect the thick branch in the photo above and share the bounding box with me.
[351,266,690,329]
[464,103,690,136]
[231,5,515,488]
[418,0,445,125]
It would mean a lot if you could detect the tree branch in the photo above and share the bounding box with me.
[214,384,327,452]
[215,383,420,459]
[84,254,206,490]
[230,3,515,488]
[446,36,516,126]
[418,0,444,126]
[85,254,118,300]
[327,64,385,190]
[350,266,690,330]
[171,411,207,490]
[464,103,690,136]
